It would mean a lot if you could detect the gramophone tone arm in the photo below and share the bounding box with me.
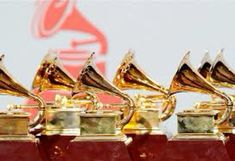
[71,91,100,110]
[135,94,167,102]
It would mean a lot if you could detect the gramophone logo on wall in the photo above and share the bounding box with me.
[32,0,108,77]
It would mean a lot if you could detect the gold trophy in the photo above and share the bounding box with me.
[29,53,97,135]
[113,51,176,134]
[197,50,235,133]
[0,55,45,140]
[169,52,233,140]
[72,53,135,142]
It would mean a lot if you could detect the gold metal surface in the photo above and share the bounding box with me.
[0,112,37,141]
[177,109,218,116]
[122,107,162,134]
[169,52,233,139]
[0,112,29,135]
[73,53,135,140]
[43,106,81,136]
[0,55,45,137]
[72,132,132,145]
[172,132,227,142]
[113,51,176,134]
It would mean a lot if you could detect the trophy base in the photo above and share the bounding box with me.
[225,134,235,161]
[216,127,235,134]
[41,128,80,136]
[65,135,132,161]
[126,133,167,161]
[0,138,42,161]
[123,127,163,135]
[0,134,36,141]
[155,137,231,161]
[38,135,75,161]
[72,133,132,144]
[172,132,227,142]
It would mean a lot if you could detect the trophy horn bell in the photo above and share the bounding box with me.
[32,52,76,92]
[113,51,176,121]
[169,51,233,125]
[73,53,135,128]
[113,51,168,94]
[198,51,212,79]
[209,50,235,88]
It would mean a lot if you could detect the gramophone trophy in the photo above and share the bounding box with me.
[30,52,98,135]
[168,52,233,140]
[61,53,134,161]
[112,51,176,161]
[0,55,45,140]
[156,52,232,161]
[113,51,176,134]
[72,53,135,142]
[197,51,235,134]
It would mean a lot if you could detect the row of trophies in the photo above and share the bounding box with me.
[0,49,234,144]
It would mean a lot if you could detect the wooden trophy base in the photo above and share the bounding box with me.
[38,135,75,161]
[126,133,167,161]
[39,134,132,161]
[225,134,235,161]
[155,136,231,161]
[0,139,42,161]
[64,138,132,161]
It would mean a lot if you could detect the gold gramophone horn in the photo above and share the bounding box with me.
[198,51,212,79]
[209,50,235,88]
[0,55,45,129]
[113,51,176,121]
[169,52,233,125]
[113,51,168,94]
[31,52,97,107]
[32,52,76,92]
[73,53,135,128]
